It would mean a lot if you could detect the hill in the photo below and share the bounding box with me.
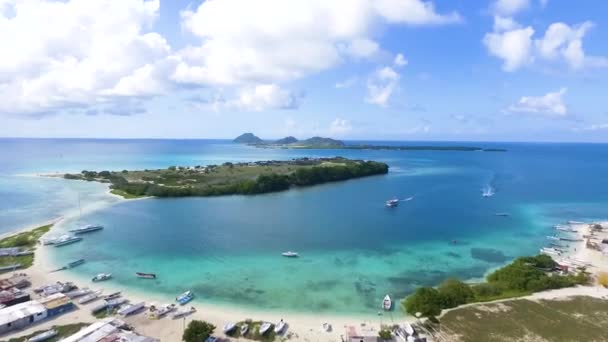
[295,136,345,148]
[233,133,263,144]
[274,136,299,144]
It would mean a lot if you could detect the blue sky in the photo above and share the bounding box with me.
[1,0,607,141]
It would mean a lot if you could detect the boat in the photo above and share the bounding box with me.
[136,272,157,279]
[394,327,408,341]
[274,320,286,334]
[53,235,83,247]
[494,213,510,217]
[322,323,332,332]
[385,199,399,207]
[40,234,72,246]
[172,306,196,319]
[481,185,495,197]
[176,290,194,305]
[223,322,237,334]
[69,224,103,234]
[65,288,91,299]
[92,273,112,282]
[281,251,299,258]
[149,303,176,319]
[568,220,584,224]
[103,291,121,300]
[404,322,415,336]
[382,294,392,310]
[547,235,560,241]
[259,322,273,335]
[27,329,58,342]
[118,301,145,316]
[79,290,103,304]
[240,324,249,336]
[105,297,128,308]
[68,259,86,268]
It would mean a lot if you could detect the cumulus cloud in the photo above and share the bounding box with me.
[583,123,608,131]
[393,53,408,67]
[329,118,353,135]
[233,84,302,111]
[483,25,535,71]
[492,0,530,16]
[0,0,171,115]
[508,88,568,116]
[366,67,400,107]
[335,77,358,89]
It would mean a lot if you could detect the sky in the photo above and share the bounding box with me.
[1,0,607,142]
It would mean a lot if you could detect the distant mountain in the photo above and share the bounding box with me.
[296,136,345,147]
[233,133,263,144]
[274,136,298,144]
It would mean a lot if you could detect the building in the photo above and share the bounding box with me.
[0,288,30,307]
[39,293,73,316]
[0,301,47,335]
[62,318,159,342]
[0,274,30,291]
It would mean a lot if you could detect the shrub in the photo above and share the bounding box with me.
[598,272,608,287]
[378,329,392,340]
[438,278,474,308]
[472,283,503,299]
[403,287,443,317]
[182,320,215,342]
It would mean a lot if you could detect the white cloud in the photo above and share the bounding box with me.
[583,123,608,131]
[508,88,568,116]
[233,84,301,111]
[539,0,549,8]
[483,25,534,71]
[493,15,520,32]
[175,0,459,86]
[335,77,358,89]
[329,118,353,136]
[492,0,530,16]
[0,0,171,115]
[366,66,400,107]
[393,53,408,67]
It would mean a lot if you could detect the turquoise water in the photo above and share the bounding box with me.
[1,139,608,315]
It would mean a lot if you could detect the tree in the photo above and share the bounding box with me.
[438,278,474,308]
[182,320,215,342]
[378,329,392,340]
[403,287,443,317]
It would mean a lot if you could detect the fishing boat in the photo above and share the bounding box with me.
[394,327,408,341]
[172,306,196,319]
[149,303,176,319]
[240,324,249,336]
[136,272,157,279]
[382,294,392,310]
[105,298,128,308]
[79,290,102,304]
[27,329,58,342]
[385,198,399,207]
[103,291,121,300]
[546,235,560,241]
[65,288,92,299]
[53,235,83,247]
[40,234,72,246]
[92,273,112,282]
[274,320,286,334]
[322,323,332,332]
[176,290,194,305]
[118,301,145,316]
[404,323,415,336]
[259,322,273,335]
[223,322,237,334]
[281,251,299,258]
[70,224,103,234]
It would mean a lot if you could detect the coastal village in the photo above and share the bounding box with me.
[0,218,608,342]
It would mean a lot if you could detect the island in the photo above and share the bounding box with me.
[233,133,507,152]
[63,157,389,199]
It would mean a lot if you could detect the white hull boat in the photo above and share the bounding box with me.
[382,294,392,310]
[259,322,272,335]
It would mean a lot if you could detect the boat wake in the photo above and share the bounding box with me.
[481,185,495,198]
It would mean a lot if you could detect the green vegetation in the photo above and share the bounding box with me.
[182,320,216,342]
[110,189,145,199]
[378,329,393,340]
[64,157,389,199]
[233,133,264,144]
[225,320,277,342]
[402,255,590,317]
[5,323,88,342]
[0,224,52,271]
[439,296,608,341]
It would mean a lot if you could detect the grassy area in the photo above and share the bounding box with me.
[110,189,145,199]
[439,296,608,341]
[4,322,88,342]
[0,224,53,271]
[224,320,277,342]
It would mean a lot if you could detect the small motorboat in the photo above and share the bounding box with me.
[240,324,249,336]
[92,273,112,282]
[136,272,157,279]
[118,301,145,316]
[79,290,103,304]
[70,224,104,234]
[274,320,286,334]
[223,322,237,334]
[65,287,92,299]
[27,329,58,342]
[149,303,176,319]
[103,291,121,300]
[176,290,194,305]
[322,322,332,332]
[386,198,399,207]
[53,235,83,247]
[259,322,272,335]
[382,294,392,311]
[67,259,86,268]
[281,251,299,258]
[172,306,196,319]
[404,323,415,336]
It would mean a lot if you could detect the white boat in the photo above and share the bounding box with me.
[223,322,237,333]
[259,322,272,335]
[118,301,145,316]
[322,323,332,332]
[172,306,196,319]
[274,320,286,334]
[382,294,392,310]
[78,290,102,304]
[53,235,83,247]
[404,323,415,336]
[27,329,58,342]
[65,287,91,299]
[70,224,103,234]
[547,235,560,241]
[240,324,249,336]
[149,303,176,319]
[92,273,112,282]
[386,199,399,207]
[281,251,299,258]
[394,327,407,341]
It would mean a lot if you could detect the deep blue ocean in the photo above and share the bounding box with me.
[1,138,607,315]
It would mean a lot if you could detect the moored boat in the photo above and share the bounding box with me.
[103,291,121,300]
[70,224,103,234]
[92,273,112,282]
[281,251,299,258]
[240,324,249,336]
[118,301,145,316]
[176,290,194,305]
[79,290,103,304]
[53,235,83,247]
[27,329,58,342]
[259,322,273,335]
[382,294,392,310]
[68,259,86,268]
[172,306,196,319]
[274,320,286,334]
[136,272,157,279]
[385,198,399,207]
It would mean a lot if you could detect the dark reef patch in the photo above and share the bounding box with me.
[470,248,508,263]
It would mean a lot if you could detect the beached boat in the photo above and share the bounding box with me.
[65,287,91,299]
[259,322,273,335]
[53,235,82,247]
[274,320,286,334]
[404,322,415,336]
[223,322,237,334]
[92,273,112,282]
[105,298,128,308]
[240,324,249,335]
[78,290,102,304]
[27,329,58,342]
[281,251,299,258]
[118,301,145,316]
[70,224,103,234]
[176,290,194,305]
[103,291,121,300]
[547,235,560,241]
[382,294,392,310]
[136,272,157,279]
[322,322,332,332]
[149,303,176,319]
[40,234,72,246]
[394,327,408,341]
[385,198,399,207]
[172,306,196,319]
